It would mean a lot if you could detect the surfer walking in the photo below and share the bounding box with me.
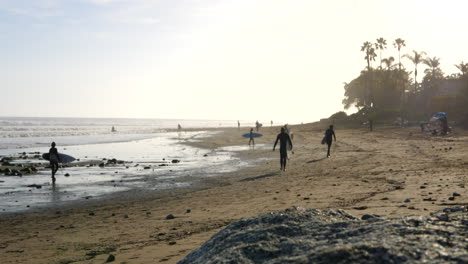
[49,142,61,184]
[249,128,255,146]
[273,127,293,171]
[324,125,337,158]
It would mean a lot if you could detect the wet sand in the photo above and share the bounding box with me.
[0,124,467,263]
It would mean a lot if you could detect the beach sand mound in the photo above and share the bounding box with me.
[179,206,467,264]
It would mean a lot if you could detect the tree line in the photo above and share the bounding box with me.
[341,37,468,130]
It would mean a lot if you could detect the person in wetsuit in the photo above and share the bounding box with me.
[49,142,61,184]
[324,125,337,158]
[248,128,255,146]
[273,127,293,171]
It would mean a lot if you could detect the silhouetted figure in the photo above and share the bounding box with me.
[238,120,240,130]
[111,126,116,132]
[283,124,293,155]
[271,120,273,127]
[273,127,293,171]
[49,142,61,184]
[178,124,182,130]
[324,125,337,158]
[249,128,255,146]
[255,120,261,132]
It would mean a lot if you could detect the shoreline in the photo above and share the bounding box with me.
[0,124,466,263]
[0,129,256,214]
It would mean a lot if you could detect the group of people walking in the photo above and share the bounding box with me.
[270,125,336,171]
[48,124,337,183]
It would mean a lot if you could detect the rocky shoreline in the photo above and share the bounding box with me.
[180,206,468,264]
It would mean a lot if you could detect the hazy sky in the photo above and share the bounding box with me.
[2,0,468,123]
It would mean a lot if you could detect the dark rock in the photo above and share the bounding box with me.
[404,198,411,203]
[453,192,461,197]
[105,254,115,262]
[99,163,105,167]
[166,214,175,220]
[124,214,129,218]
[89,212,95,216]
[353,206,368,210]
[171,159,180,163]
[144,166,151,169]
[179,207,468,264]
[169,241,176,245]
[27,184,42,189]
[159,164,168,167]
[203,154,208,157]
[448,197,455,201]
[361,214,380,220]
[64,173,70,177]
[186,209,191,213]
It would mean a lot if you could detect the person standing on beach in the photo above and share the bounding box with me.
[238,120,240,130]
[49,142,61,184]
[249,128,255,146]
[273,127,293,171]
[324,125,337,158]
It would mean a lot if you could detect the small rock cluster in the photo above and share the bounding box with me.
[179,206,467,264]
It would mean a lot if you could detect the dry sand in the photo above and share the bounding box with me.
[0,124,467,263]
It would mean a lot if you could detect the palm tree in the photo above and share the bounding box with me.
[393,38,406,70]
[375,37,387,68]
[360,41,377,131]
[382,56,395,70]
[423,56,442,78]
[454,61,468,77]
[361,41,377,70]
[404,50,427,91]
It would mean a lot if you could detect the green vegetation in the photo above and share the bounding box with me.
[342,38,468,129]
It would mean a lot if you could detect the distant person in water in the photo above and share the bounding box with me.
[238,120,240,130]
[178,124,182,130]
[273,127,293,171]
[49,142,61,184]
[324,125,337,158]
[111,126,116,132]
[249,128,255,146]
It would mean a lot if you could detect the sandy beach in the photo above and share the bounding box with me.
[0,124,467,264]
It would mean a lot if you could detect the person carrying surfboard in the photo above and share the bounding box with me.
[49,142,61,184]
[324,125,337,158]
[273,127,293,171]
[249,128,255,146]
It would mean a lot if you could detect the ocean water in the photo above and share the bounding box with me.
[0,117,245,149]
[0,117,269,213]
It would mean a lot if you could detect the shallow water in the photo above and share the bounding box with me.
[0,131,254,213]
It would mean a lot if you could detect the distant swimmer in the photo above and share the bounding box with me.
[323,125,337,158]
[111,126,116,132]
[178,124,182,130]
[49,142,61,184]
[249,128,255,146]
[273,127,293,171]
